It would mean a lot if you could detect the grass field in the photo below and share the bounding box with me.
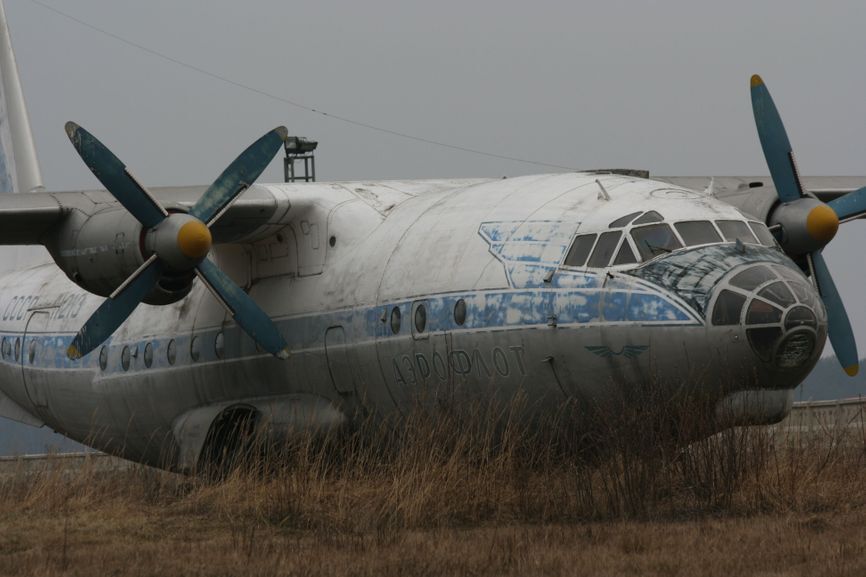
[1,402,865,576]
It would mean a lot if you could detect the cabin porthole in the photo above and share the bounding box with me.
[28,340,37,364]
[190,336,201,362]
[144,342,154,368]
[121,346,131,371]
[99,346,108,371]
[167,339,177,365]
[1,337,8,359]
[214,332,225,360]
[454,299,467,326]
[390,307,401,334]
[14,337,20,361]
[414,304,427,333]
[329,235,336,247]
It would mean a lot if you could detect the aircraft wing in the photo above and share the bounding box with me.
[151,185,286,243]
[658,176,866,203]
[0,192,63,244]
[0,184,284,246]
[0,175,863,248]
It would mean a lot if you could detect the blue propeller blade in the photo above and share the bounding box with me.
[64,124,289,358]
[827,186,866,222]
[750,75,804,203]
[67,257,163,360]
[195,258,289,359]
[811,251,859,376]
[65,122,168,229]
[190,126,287,225]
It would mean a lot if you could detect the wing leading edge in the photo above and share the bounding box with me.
[0,185,285,247]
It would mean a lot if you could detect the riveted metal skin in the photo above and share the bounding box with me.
[49,207,145,298]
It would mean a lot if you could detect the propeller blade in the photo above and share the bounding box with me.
[65,122,168,229]
[810,251,859,376]
[750,75,804,203]
[67,256,163,360]
[195,258,289,359]
[190,126,287,226]
[827,186,866,222]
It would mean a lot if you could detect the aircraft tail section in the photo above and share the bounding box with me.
[0,2,49,429]
[0,0,41,194]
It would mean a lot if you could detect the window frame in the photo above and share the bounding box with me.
[748,221,778,247]
[586,230,623,268]
[630,223,685,261]
[716,219,760,245]
[612,237,639,266]
[673,220,723,247]
[562,233,599,269]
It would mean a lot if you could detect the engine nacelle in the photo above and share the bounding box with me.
[769,198,839,256]
[46,207,193,304]
[720,186,839,257]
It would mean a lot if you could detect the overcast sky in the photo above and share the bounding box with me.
[6,0,866,359]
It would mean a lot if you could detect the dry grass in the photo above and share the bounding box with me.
[1,398,866,576]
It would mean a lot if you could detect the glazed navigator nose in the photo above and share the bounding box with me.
[708,263,827,369]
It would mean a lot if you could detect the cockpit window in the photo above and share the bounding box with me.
[730,265,775,291]
[633,211,664,225]
[563,233,596,267]
[758,282,796,307]
[613,241,638,265]
[711,290,746,325]
[716,220,759,244]
[631,224,683,260]
[746,299,783,324]
[587,231,622,268]
[786,307,817,329]
[788,281,818,310]
[749,222,777,247]
[674,221,722,246]
[609,211,643,228]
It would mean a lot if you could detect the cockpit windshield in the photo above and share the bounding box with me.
[717,220,759,244]
[633,211,664,225]
[674,221,722,245]
[631,224,683,260]
[587,231,621,267]
[563,233,596,267]
[749,222,777,246]
[562,212,779,269]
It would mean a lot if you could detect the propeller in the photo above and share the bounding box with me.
[64,122,290,361]
[750,75,866,376]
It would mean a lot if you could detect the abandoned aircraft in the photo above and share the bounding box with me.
[0,3,862,472]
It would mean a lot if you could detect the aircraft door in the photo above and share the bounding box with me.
[21,310,51,412]
[324,326,354,395]
[291,217,326,277]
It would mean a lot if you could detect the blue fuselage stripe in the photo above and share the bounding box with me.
[0,287,697,374]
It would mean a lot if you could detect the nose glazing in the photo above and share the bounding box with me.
[709,263,826,369]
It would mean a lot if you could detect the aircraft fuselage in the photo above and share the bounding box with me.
[0,173,826,471]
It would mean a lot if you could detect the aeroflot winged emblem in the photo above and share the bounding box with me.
[585,345,649,359]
